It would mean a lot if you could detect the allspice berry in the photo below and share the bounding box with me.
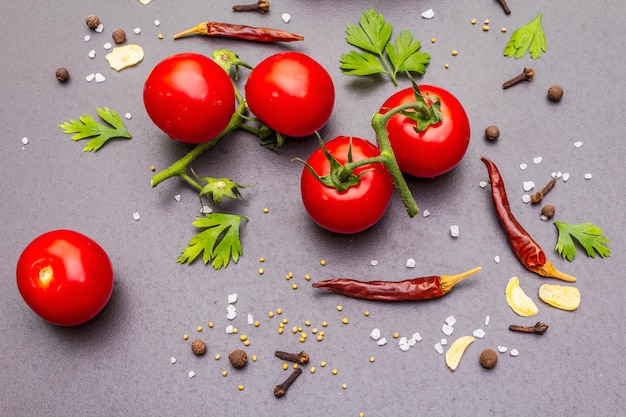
[112,29,126,44]
[228,349,248,369]
[541,205,556,219]
[86,14,101,30]
[191,339,207,356]
[480,349,498,369]
[548,85,564,102]
[55,67,69,82]
[485,125,500,141]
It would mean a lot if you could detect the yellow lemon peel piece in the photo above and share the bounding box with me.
[445,335,475,371]
[505,276,538,317]
[539,284,581,311]
[105,44,144,71]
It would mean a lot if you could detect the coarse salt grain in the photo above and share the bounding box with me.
[134,28,141,35]
[281,13,291,23]
[95,24,104,33]
[171,357,176,364]
[498,346,508,353]
[562,173,570,182]
[473,328,486,338]
[450,225,460,238]
[407,337,417,347]
[412,332,422,342]
[445,315,456,326]
[510,349,519,357]
[95,73,106,83]
[484,315,490,326]
[442,323,454,336]
[440,338,447,345]
[188,371,195,378]
[406,258,416,268]
[370,328,381,340]
[479,181,488,188]
[421,9,435,19]
[370,259,378,266]
[533,156,543,164]
[434,343,444,354]
[154,19,161,26]
[125,112,132,119]
[520,163,528,170]
[247,314,254,325]
[88,50,96,59]
[133,212,140,220]
[227,304,237,320]
[84,35,91,42]
[201,205,213,214]
[225,325,234,334]
[174,194,181,201]
[399,342,410,351]
[523,181,535,192]
[522,195,531,204]
[574,141,583,148]
[494,256,500,263]
[584,173,592,180]
[376,337,387,346]
[228,293,238,304]
[422,209,431,217]
[21,137,29,145]
[103,42,112,50]
[86,73,95,82]
[540,215,548,221]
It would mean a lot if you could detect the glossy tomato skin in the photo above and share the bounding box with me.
[245,51,335,137]
[301,136,393,234]
[380,85,470,178]
[143,53,235,144]
[16,230,114,326]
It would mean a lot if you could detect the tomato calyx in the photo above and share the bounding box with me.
[296,135,373,192]
[212,49,253,80]
[192,169,254,205]
[390,79,443,132]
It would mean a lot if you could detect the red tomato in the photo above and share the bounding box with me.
[16,230,114,326]
[300,136,393,234]
[379,85,470,178]
[245,51,335,137]
[143,53,236,144]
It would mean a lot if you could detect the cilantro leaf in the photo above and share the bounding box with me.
[504,13,547,60]
[554,222,611,262]
[177,213,248,270]
[59,107,132,151]
[340,8,430,86]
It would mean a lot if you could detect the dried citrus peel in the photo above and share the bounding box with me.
[539,284,581,311]
[445,335,475,371]
[505,276,538,316]
[105,44,144,71]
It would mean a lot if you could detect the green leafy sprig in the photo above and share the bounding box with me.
[340,8,430,86]
[554,222,610,261]
[59,107,132,151]
[504,13,547,59]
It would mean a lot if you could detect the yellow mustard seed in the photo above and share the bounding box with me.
[150,165,156,171]
[360,413,365,417]
[283,363,289,370]
[254,321,260,327]
[293,363,299,369]
[311,328,318,334]
[342,317,349,324]
[251,355,257,362]
[320,361,326,367]
[259,257,265,262]
[243,340,250,346]
[292,284,298,290]
[332,369,338,375]
[183,334,189,340]
[471,18,477,25]
[316,335,323,342]
[364,311,370,317]
[501,27,507,32]
[301,332,307,339]
[263,207,269,213]
[298,326,303,332]
[310,366,316,374]
[320,259,326,266]
[158,34,163,39]
[292,326,299,334]
[208,322,214,328]
[299,337,306,343]
[281,318,288,324]
[444,63,449,68]
[238,384,244,391]
[232,328,238,334]
[268,311,274,318]
[483,25,489,31]
[369,356,375,363]
[222,370,228,377]
[279,323,285,329]
[240,335,247,342]
[342,383,347,389]
[393,332,399,339]
[319,331,325,336]
[197,326,203,332]
[304,274,311,281]
[285,274,291,280]
[305,320,311,326]
[451,50,458,56]
[431,37,436,43]
[484,19,490,24]
[215,354,221,360]
[321,321,328,327]
[278,327,284,335]
[336,305,343,312]
[276,308,283,315]
[258,268,264,275]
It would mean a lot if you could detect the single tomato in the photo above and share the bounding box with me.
[300,136,393,234]
[143,52,236,144]
[245,51,335,137]
[16,230,114,326]
[379,85,470,178]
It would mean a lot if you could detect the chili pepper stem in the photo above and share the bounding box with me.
[173,23,208,39]
[440,266,482,293]
[534,259,577,282]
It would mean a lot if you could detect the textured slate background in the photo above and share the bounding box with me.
[1,0,624,416]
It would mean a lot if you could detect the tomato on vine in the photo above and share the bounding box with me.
[379,85,470,178]
[245,51,335,138]
[16,230,114,326]
[143,52,236,144]
[299,136,393,234]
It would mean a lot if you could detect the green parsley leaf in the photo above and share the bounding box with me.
[504,13,547,60]
[340,8,430,86]
[554,222,610,262]
[177,213,248,270]
[59,107,132,151]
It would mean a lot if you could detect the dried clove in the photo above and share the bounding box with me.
[502,67,534,89]
[509,321,549,335]
[531,177,556,204]
[496,0,511,15]
[274,368,302,398]
[274,350,309,365]
[233,0,270,13]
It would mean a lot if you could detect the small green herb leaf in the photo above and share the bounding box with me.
[177,213,248,270]
[554,222,610,262]
[59,107,132,152]
[504,13,547,60]
[340,8,430,86]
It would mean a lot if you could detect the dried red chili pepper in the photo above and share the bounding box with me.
[481,157,576,282]
[312,267,481,301]
[173,22,303,42]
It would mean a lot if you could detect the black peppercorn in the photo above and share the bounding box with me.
[485,125,500,141]
[86,14,100,30]
[112,29,126,44]
[55,67,69,82]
